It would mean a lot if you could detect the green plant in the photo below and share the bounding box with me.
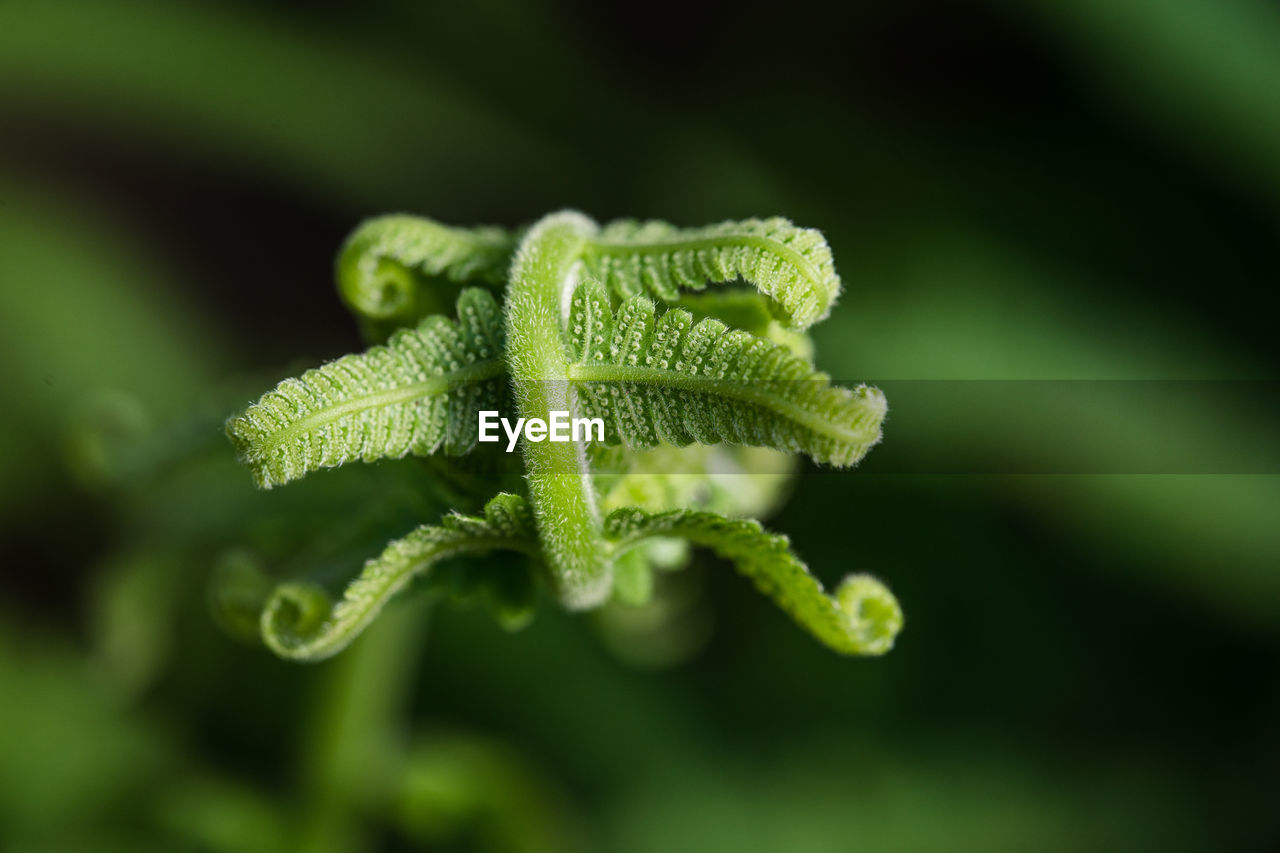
[226,211,901,662]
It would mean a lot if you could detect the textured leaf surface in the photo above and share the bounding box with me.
[261,494,537,661]
[605,507,902,655]
[227,288,506,488]
[337,214,516,324]
[567,279,886,467]
[581,217,841,329]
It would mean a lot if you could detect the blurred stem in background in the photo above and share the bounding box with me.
[295,602,427,853]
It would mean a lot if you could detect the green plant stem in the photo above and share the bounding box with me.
[504,212,610,608]
[294,599,429,853]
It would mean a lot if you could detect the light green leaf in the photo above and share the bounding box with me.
[337,215,516,326]
[581,217,841,329]
[605,507,902,656]
[226,288,506,488]
[567,279,886,467]
[261,494,537,662]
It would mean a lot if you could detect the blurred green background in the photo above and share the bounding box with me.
[1,1,1277,850]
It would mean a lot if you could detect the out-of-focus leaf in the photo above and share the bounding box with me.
[0,0,562,208]
[997,0,1280,205]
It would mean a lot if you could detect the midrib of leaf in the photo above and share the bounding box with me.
[567,363,874,446]
[263,358,504,448]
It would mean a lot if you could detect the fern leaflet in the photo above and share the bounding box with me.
[581,217,841,330]
[605,507,902,655]
[337,214,516,325]
[261,493,537,661]
[226,288,506,488]
[567,279,885,467]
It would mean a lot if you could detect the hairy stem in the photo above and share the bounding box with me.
[505,212,610,608]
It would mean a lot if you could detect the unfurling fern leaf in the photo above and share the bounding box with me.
[226,288,507,488]
[605,507,902,655]
[566,278,886,467]
[227,210,902,665]
[337,214,516,326]
[262,494,537,662]
[581,217,841,330]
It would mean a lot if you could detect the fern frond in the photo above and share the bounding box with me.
[227,210,901,665]
[605,508,902,655]
[581,217,841,330]
[567,279,886,467]
[337,215,516,325]
[261,494,537,662]
[227,288,507,488]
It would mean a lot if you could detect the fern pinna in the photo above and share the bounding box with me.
[225,212,902,662]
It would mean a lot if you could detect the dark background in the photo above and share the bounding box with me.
[1,1,1277,850]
